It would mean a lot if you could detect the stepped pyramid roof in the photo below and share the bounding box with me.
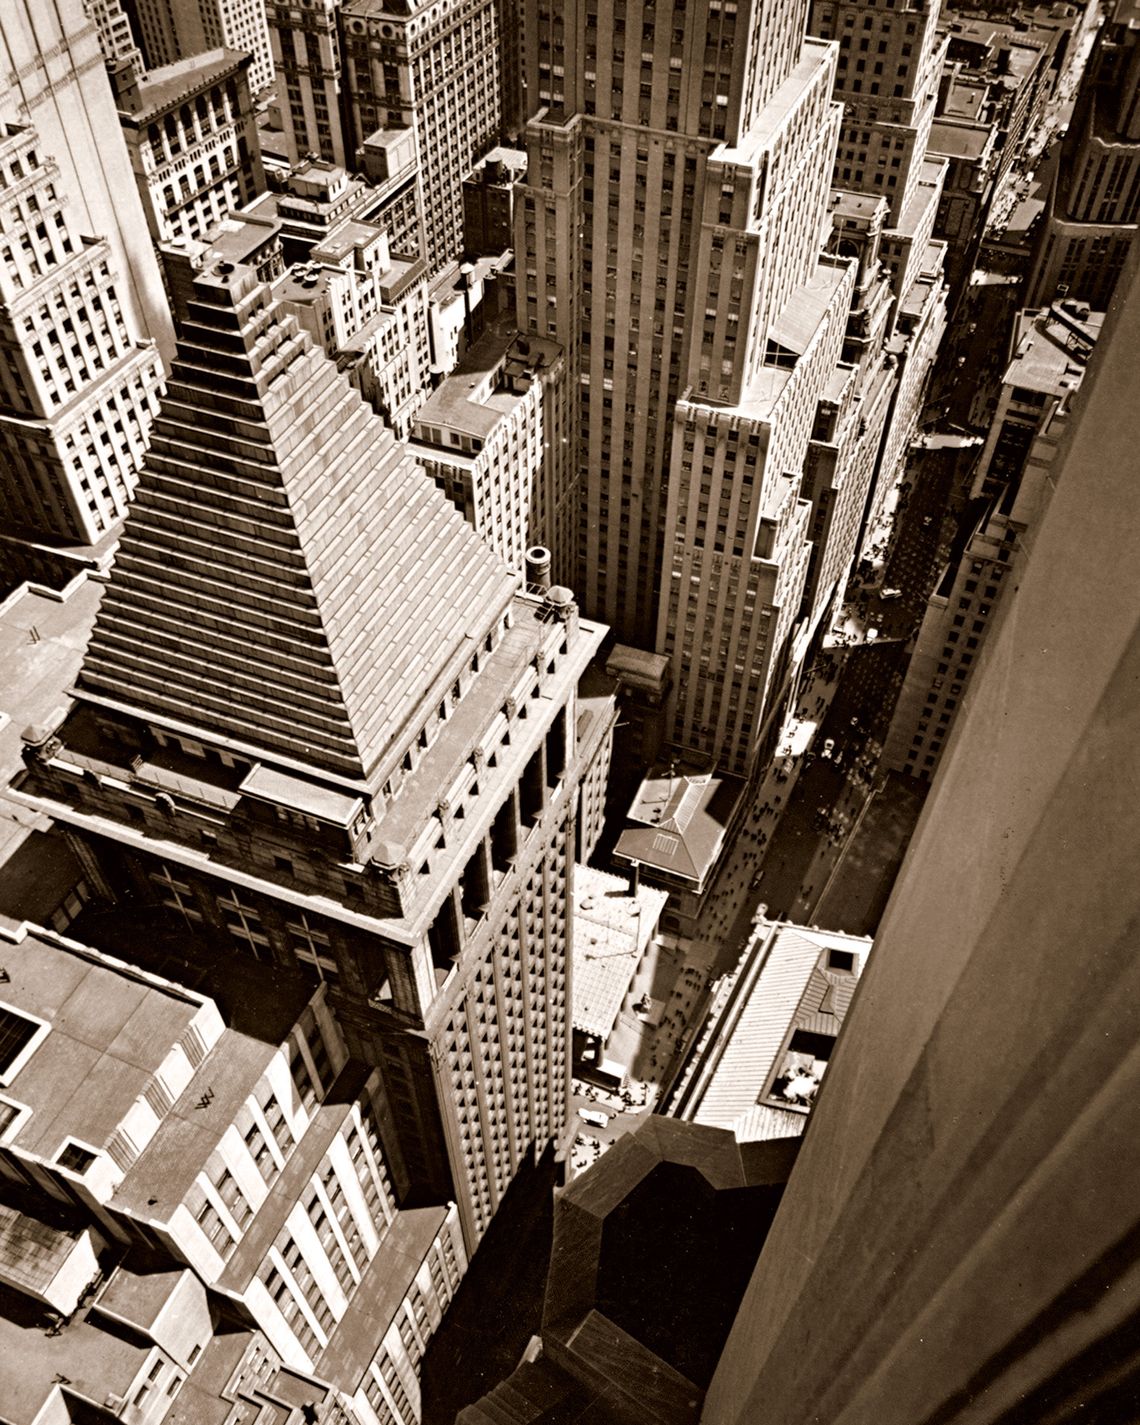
[76,263,516,786]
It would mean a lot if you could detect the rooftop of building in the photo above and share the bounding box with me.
[605,644,671,695]
[673,921,872,1137]
[373,591,604,860]
[72,267,519,790]
[96,1256,195,1333]
[928,116,994,160]
[831,189,888,220]
[0,576,104,931]
[572,867,668,1041]
[0,576,99,787]
[411,323,561,443]
[455,1119,802,1424]
[111,1014,333,1239]
[428,251,510,309]
[118,48,244,121]
[717,39,835,168]
[246,165,374,231]
[941,74,989,122]
[272,260,335,304]
[161,212,282,270]
[1004,301,1103,393]
[465,145,528,182]
[0,1214,319,1425]
[944,16,1052,59]
[0,1257,151,1425]
[312,218,386,265]
[0,923,217,1170]
[882,160,946,249]
[898,241,948,320]
[614,762,746,890]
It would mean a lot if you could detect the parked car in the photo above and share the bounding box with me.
[579,1107,609,1129]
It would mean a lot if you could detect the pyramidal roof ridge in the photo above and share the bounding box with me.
[78,265,517,785]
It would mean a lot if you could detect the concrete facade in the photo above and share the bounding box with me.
[0,0,175,361]
[0,122,164,547]
[117,47,266,247]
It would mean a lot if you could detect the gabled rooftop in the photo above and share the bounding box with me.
[614,763,745,891]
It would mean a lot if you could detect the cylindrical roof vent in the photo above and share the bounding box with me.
[526,545,552,591]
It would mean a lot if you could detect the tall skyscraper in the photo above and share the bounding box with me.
[0,0,174,360]
[0,120,164,547]
[1026,0,1140,311]
[12,261,607,1256]
[701,253,1140,1425]
[519,0,864,778]
[83,0,145,74]
[270,0,503,275]
[269,0,345,165]
[126,0,276,96]
[882,298,1100,784]
[809,0,947,301]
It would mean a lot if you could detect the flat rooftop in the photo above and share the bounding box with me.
[717,41,834,167]
[120,48,240,120]
[0,1269,149,1425]
[273,262,333,303]
[162,213,281,270]
[605,644,671,694]
[928,118,993,161]
[0,926,210,1167]
[1003,305,1103,394]
[0,576,101,892]
[412,324,561,441]
[832,189,887,220]
[110,1027,285,1224]
[0,576,100,783]
[572,867,668,1041]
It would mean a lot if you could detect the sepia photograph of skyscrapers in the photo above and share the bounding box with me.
[0,0,1135,1421]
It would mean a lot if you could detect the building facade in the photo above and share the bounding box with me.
[118,48,266,247]
[518,0,884,788]
[1027,0,1140,311]
[882,300,1099,783]
[271,215,432,438]
[0,121,164,547]
[808,0,947,296]
[269,0,503,275]
[268,0,346,165]
[408,325,571,576]
[12,263,608,1259]
[701,251,1140,1425]
[125,0,276,97]
[0,0,175,361]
